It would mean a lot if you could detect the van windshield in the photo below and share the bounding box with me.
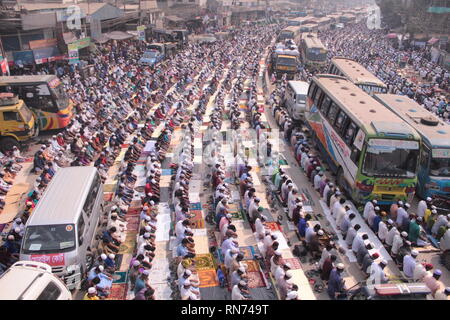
[22,224,76,254]
[296,94,306,104]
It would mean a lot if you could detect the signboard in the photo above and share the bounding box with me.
[68,48,80,65]
[29,38,57,50]
[33,46,64,64]
[67,37,91,50]
[137,25,146,41]
[12,50,35,66]
[30,253,65,266]
[432,148,450,159]
[368,139,419,150]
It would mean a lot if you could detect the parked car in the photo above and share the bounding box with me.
[139,50,163,66]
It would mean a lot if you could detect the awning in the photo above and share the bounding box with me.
[93,35,110,44]
[386,33,397,39]
[32,46,64,64]
[428,37,439,45]
[104,31,134,41]
[165,15,185,22]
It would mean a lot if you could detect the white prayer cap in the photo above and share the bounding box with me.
[184,280,191,286]
[88,287,97,294]
[108,254,115,260]
[405,203,410,208]
[317,230,324,236]
[231,248,239,254]
[285,270,293,278]
[372,199,378,204]
[411,250,419,257]
[401,231,408,237]
[287,291,298,299]
[374,206,380,211]
[185,269,192,276]
[15,218,22,223]
[432,209,437,214]
[380,260,388,265]
[426,197,432,202]
[226,214,232,219]
[143,270,150,276]
[98,265,104,272]
[336,263,345,270]
[100,253,107,260]
[111,205,118,210]
[133,260,140,267]
[387,219,394,225]
[398,201,404,206]
[144,232,151,238]
[274,250,282,256]
[238,266,246,273]
[144,225,151,231]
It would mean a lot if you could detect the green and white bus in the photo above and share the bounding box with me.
[328,57,388,95]
[305,74,421,205]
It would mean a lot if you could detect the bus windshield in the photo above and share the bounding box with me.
[22,224,76,254]
[358,84,387,94]
[306,49,327,61]
[50,82,69,110]
[430,157,450,177]
[19,104,33,123]
[277,57,297,66]
[363,139,419,178]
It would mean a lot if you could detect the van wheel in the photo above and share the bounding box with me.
[0,137,19,153]
[85,252,94,270]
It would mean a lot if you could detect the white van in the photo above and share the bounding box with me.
[0,261,71,300]
[20,167,104,290]
[284,80,309,121]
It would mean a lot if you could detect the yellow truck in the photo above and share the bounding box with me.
[0,93,38,153]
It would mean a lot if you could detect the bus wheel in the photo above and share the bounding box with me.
[0,137,19,153]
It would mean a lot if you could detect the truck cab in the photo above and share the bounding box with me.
[0,93,38,153]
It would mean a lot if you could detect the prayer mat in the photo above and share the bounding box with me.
[118,232,137,254]
[103,184,117,193]
[120,144,129,148]
[279,159,288,165]
[124,215,140,232]
[162,169,172,176]
[207,230,218,247]
[190,209,203,220]
[107,283,128,300]
[247,271,265,288]
[112,271,128,284]
[103,193,113,202]
[190,202,202,210]
[239,246,255,260]
[23,157,33,163]
[191,219,205,229]
[198,269,219,288]
[126,206,141,216]
[283,258,302,270]
[129,200,142,208]
[265,222,283,232]
[243,260,260,273]
[194,253,216,271]
[119,254,132,272]
[230,211,244,220]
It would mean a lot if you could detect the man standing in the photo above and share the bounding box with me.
[327,263,346,300]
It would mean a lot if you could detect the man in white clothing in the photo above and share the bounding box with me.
[363,199,377,221]
[403,250,419,278]
[417,197,431,218]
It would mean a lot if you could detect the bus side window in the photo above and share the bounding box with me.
[321,96,332,114]
[309,83,317,99]
[313,88,323,105]
[334,110,348,134]
[420,145,430,168]
[344,122,357,146]
[3,111,21,122]
[350,148,361,164]
[327,102,339,124]
[77,215,85,244]
[82,174,101,217]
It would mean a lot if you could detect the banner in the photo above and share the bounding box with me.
[137,25,146,41]
[12,50,35,66]
[29,38,57,50]
[67,37,91,50]
[68,48,80,65]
